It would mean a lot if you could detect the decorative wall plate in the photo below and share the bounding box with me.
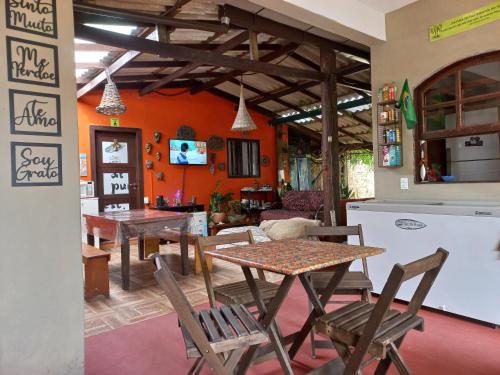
[261,155,270,167]
[217,162,226,171]
[155,171,164,181]
[207,135,224,151]
[176,125,195,140]
[146,160,153,169]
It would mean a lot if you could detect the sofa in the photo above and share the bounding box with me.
[261,191,371,225]
[261,191,323,221]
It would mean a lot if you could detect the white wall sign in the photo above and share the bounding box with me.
[103,172,129,195]
[11,142,62,186]
[6,36,59,87]
[102,141,128,163]
[104,203,130,212]
[9,89,61,136]
[6,0,58,38]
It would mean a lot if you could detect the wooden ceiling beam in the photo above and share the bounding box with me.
[207,87,277,119]
[228,78,304,114]
[248,81,319,105]
[74,25,324,81]
[78,72,225,84]
[73,3,228,34]
[127,60,189,68]
[223,5,370,61]
[337,76,371,92]
[139,31,249,96]
[190,42,300,94]
[336,62,370,76]
[76,27,156,98]
[164,0,192,17]
[271,76,321,102]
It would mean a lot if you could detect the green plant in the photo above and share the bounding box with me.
[340,181,353,199]
[209,180,233,213]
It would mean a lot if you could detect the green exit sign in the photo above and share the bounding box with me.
[110,118,120,127]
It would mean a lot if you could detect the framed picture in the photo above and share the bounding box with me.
[5,0,58,38]
[6,36,59,87]
[11,142,62,186]
[9,89,61,136]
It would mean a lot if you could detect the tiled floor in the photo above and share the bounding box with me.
[84,243,282,336]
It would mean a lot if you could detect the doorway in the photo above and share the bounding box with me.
[90,126,144,212]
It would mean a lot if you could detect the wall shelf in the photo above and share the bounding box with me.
[377,89,403,168]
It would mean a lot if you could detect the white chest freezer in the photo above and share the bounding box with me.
[347,200,500,325]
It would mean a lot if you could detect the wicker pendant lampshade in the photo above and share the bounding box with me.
[96,71,127,116]
[231,84,257,132]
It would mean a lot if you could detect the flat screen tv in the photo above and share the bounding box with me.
[169,139,207,165]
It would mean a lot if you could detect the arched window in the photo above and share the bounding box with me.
[414,51,500,183]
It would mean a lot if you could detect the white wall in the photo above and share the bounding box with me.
[0,0,84,374]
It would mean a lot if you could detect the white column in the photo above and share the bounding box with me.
[0,1,83,374]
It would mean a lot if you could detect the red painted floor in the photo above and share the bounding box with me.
[85,282,500,374]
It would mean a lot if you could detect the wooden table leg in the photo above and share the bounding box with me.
[236,267,296,375]
[288,261,352,359]
[180,221,189,276]
[138,233,145,260]
[121,241,130,290]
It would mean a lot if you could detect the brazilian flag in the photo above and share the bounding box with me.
[398,79,417,129]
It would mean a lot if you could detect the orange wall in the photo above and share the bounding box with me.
[77,89,277,208]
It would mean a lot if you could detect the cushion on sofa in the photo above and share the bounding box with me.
[259,218,320,241]
[281,191,323,211]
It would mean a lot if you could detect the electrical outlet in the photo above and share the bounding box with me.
[400,177,409,190]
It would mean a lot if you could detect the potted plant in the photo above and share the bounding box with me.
[209,180,233,224]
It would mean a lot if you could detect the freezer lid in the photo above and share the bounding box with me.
[346,199,500,217]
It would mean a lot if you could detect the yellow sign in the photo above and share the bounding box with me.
[429,1,500,42]
[110,118,120,127]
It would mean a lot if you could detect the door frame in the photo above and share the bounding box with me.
[90,125,144,210]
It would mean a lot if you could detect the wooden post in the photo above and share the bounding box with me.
[320,49,340,226]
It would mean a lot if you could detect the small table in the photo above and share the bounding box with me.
[84,209,190,289]
[152,204,204,213]
[206,239,384,375]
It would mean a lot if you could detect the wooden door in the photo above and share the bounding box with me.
[90,126,143,212]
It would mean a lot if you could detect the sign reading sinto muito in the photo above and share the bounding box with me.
[11,142,62,186]
[429,1,500,42]
[6,36,59,87]
[9,89,61,136]
[6,0,58,38]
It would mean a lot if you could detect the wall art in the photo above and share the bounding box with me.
[6,36,59,87]
[11,141,62,186]
[6,0,58,38]
[9,89,61,136]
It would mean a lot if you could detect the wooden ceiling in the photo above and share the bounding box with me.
[74,0,373,148]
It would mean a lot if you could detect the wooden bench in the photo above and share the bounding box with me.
[82,243,111,300]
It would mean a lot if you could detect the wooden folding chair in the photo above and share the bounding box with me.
[152,254,268,375]
[313,248,449,375]
[306,225,372,358]
[195,230,280,308]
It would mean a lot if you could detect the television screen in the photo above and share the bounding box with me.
[169,139,207,165]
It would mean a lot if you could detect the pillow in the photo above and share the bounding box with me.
[259,218,320,241]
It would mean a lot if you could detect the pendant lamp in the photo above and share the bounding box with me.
[96,71,127,116]
[231,84,257,132]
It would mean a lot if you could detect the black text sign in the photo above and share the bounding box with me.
[9,89,61,136]
[11,142,62,186]
[6,0,58,38]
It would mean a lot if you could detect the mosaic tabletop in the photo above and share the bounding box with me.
[205,239,385,276]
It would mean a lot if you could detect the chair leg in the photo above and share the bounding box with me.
[373,336,406,375]
[308,299,317,359]
[224,348,246,373]
[187,357,204,375]
[387,343,411,375]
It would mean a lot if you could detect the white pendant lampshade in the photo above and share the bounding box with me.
[96,71,127,116]
[231,85,257,132]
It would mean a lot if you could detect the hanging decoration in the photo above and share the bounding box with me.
[231,84,257,132]
[146,160,153,169]
[96,71,127,116]
[145,143,152,154]
[155,152,162,161]
[261,155,270,167]
[176,125,195,140]
[154,132,162,143]
[207,135,224,151]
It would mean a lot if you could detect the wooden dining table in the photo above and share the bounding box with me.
[84,209,190,290]
[205,238,385,375]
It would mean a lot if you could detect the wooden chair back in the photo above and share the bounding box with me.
[344,248,449,375]
[195,230,259,307]
[151,254,228,374]
[305,225,369,277]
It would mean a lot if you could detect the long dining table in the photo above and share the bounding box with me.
[205,238,385,375]
[84,209,190,290]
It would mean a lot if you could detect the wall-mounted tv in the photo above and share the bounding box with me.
[169,139,207,165]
